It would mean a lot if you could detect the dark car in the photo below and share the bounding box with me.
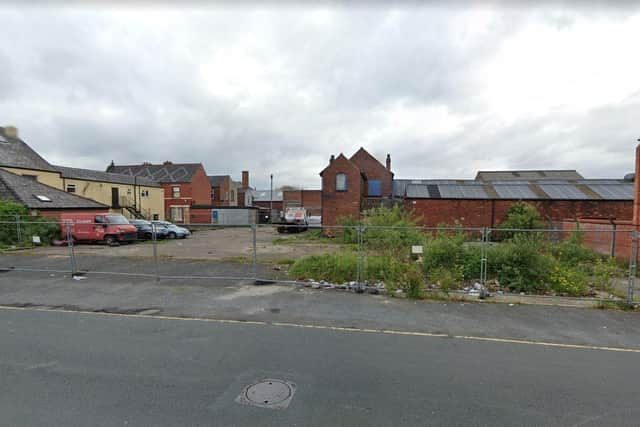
[130,219,169,240]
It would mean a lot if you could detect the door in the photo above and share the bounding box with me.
[111,188,120,208]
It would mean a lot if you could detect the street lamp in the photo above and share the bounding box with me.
[270,174,274,223]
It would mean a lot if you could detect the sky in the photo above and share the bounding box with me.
[0,2,639,190]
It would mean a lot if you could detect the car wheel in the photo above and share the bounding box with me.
[168,232,176,240]
[104,235,117,245]
[144,232,152,240]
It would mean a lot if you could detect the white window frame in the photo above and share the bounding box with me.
[172,186,181,198]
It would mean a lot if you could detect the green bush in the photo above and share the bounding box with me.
[0,201,59,246]
[548,261,589,296]
[590,257,622,292]
[547,231,599,266]
[489,235,552,293]
[289,252,358,283]
[422,231,465,273]
[498,202,546,240]
[337,205,424,251]
[427,266,464,294]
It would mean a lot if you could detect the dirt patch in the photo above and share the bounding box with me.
[25,228,340,262]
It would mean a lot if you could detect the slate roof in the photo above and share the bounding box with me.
[54,165,160,187]
[396,178,633,201]
[0,168,108,209]
[475,170,584,181]
[107,163,203,183]
[0,126,57,172]
[208,175,229,186]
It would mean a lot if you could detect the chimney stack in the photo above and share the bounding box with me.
[330,154,335,164]
[386,153,391,171]
[163,160,173,166]
[242,170,249,188]
[634,142,640,226]
[3,126,17,139]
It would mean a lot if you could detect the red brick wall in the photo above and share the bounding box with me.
[321,155,362,228]
[253,201,283,211]
[162,165,211,223]
[350,149,393,197]
[283,190,322,216]
[562,219,637,260]
[191,208,212,224]
[406,199,633,228]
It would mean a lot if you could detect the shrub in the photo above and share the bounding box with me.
[289,252,358,283]
[548,261,589,296]
[427,266,464,293]
[547,231,599,266]
[590,257,622,292]
[422,231,465,273]
[489,235,552,293]
[338,206,424,251]
[498,202,546,240]
[0,201,58,246]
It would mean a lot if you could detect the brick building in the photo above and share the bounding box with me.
[107,162,210,224]
[320,147,634,229]
[283,189,322,216]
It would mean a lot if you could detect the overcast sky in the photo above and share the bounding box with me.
[1,3,639,189]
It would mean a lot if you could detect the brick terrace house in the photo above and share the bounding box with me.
[107,161,210,223]
[320,147,633,229]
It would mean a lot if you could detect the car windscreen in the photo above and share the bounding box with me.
[106,214,131,225]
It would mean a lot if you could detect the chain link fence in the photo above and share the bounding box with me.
[0,216,638,307]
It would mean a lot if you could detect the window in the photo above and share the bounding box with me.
[172,186,181,197]
[33,194,52,202]
[211,188,215,200]
[66,184,76,193]
[368,180,381,197]
[170,207,184,222]
[230,190,235,202]
[23,174,37,181]
[335,173,347,191]
[140,190,149,197]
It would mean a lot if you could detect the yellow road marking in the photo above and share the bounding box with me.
[1,304,639,354]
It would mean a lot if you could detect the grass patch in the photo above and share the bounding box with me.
[223,256,251,264]
[593,300,637,311]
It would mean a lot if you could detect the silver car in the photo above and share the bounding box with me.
[151,221,191,239]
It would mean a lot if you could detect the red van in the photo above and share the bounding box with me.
[60,213,138,244]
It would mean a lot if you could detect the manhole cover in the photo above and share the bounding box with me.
[236,379,296,409]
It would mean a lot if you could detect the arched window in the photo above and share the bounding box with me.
[336,173,347,191]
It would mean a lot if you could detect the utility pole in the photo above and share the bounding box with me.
[270,174,274,223]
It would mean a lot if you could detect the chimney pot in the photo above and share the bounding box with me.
[3,126,17,138]
[330,154,335,164]
[163,161,172,166]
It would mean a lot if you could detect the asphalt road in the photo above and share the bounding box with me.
[1,308,639,427]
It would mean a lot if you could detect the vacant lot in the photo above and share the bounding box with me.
[25,227,339,263]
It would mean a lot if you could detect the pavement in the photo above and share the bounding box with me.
[1,253,639,349]
[1,307,640,426]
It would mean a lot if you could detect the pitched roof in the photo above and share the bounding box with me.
[319,153,359,176]
[0,126,58,172]
[208,175,229,186]
[0,168,108,209]
[475,170,584,181]
[395,178,633,201]
[106,163,203,183]
[54,165,160,187]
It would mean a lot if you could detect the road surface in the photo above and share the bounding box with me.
[1,307,639,426]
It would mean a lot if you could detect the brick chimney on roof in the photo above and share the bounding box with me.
[634,142,640,226]
[386,153,391,171]
[3,126,17,138]
[163,161,173,166]
[242,171,249,188]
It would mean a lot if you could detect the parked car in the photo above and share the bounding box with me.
[60,213,138,245]
[130,219,169,240]
[151,221,191,239]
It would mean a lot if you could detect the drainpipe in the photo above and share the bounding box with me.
[609,218,617,258]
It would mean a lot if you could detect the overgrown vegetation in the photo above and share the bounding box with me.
[288,204,627,300]
[0,201,59,248]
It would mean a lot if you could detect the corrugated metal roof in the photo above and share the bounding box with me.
[399,179,633,201]
[476,170,584,181]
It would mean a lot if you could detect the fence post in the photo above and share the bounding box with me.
[627,230,638,307]
[66,222,77,277]
[15,214,21,244]
[356,224,364,293]
[251,223,257,281]
[152,223,160,282]
[480,227,488,288]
